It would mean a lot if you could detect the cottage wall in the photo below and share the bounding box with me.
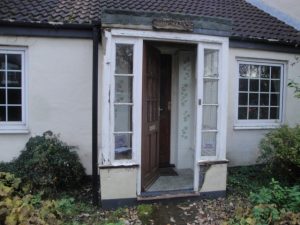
[0,36,101,174]
[227,48,300,166]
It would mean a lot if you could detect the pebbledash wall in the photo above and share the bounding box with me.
[0,36,99,175]
[0,35,300,175]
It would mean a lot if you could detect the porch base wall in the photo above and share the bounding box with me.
[100,167,137,200]
[199,164,227,193]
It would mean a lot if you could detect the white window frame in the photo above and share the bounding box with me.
[0,48,28,133]
[196,43,227,162]
[234,58,285,129]
[101,36,143,166]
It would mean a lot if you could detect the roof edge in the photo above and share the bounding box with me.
[0,20,101,30]
[230,37,300,54]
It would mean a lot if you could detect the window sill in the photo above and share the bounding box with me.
[198,159,229,166]
[0,129,30,134]
[233,124,281,130]
[99,164,139,169]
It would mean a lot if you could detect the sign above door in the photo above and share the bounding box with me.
[152,18,193,32]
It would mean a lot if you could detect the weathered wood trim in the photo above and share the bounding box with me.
[101,9,232,37]
[198,159,229,165]
[99,164,139,169]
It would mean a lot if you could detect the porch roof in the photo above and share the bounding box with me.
[0,0,299,47]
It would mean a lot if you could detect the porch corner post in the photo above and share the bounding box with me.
[92,23,101,206]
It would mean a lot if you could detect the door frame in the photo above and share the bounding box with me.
[101,29,229,195]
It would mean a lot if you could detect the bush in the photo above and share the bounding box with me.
[227,180,300,225]
[0,172,62,225]
[227,165,270,196]
[0,131,85,194]
[259,125,300,183]
[249,179,300,212]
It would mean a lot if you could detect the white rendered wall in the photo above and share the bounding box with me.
[0,36,101,174]
[227,48,300,166]
[100,167,137,199]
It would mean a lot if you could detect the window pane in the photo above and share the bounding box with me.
[239,64,249,77]
[250,79,259,92]
[7,72,22,87]
[238,63,281,122]
[204,49,219,77]
[7,89,21,104]
[202,106,217,130]
[260,80,269,92]
[271,66,281,79]
[259,107,269,119]
[249,107,258,119]
[261,66,270,78]
[202,132,216,156]
[0,72,5,87]
[270,107,279,119]
[7,54,21,70]
[115,76,132,103]
[239,79,248,91]
[238,93,248,105]
[271,94,280,106]
[0,54,5,70]
[249,93,258,105]
[115,44,133,74]
[7,106,21,121]
[0,89,5,104]
[238,107,247,119]
[250,65,259,78]
[114,105,132,132]
[260,94,269,106]
[271,80,280,92]
[203,79,218,104]
[115,133,132,160]
[0,106,6,121]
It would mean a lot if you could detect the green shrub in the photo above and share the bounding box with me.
[227,180,300,225]
[0,131,85,195]
[250,179,300,212]
[227,165,269,196]
[0,172,62,225]
[259,125,300,183]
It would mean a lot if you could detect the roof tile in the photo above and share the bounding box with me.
[0,0,299,45]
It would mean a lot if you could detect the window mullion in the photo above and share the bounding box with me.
[5,54,7,122]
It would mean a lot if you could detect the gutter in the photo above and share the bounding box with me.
[92,23,101,206]
[0,20,94,39]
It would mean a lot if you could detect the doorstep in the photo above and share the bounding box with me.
[138,189,199,202]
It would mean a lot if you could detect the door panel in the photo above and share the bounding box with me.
[141,43,160,191]
[159,55,172,167]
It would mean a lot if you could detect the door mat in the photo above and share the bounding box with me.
[159,167,178,176]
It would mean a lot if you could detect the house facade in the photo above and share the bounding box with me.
[0,0,299,208]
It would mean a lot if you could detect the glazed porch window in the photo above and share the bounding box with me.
[238,63,282,121]
[201,49,219,157]
[0,52,24,125]
[113,44,134,160]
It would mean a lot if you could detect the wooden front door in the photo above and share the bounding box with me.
[159,54,172,167]
[141,43,161,191]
